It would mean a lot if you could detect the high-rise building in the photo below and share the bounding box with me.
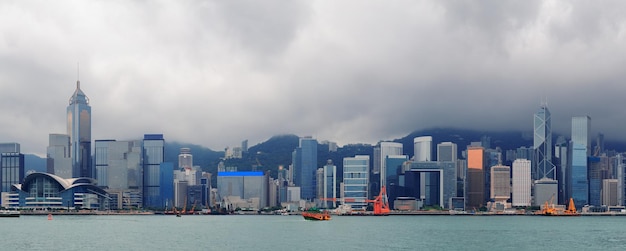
[292,136,317,200]
[385,155,409,207]
[217,171,267,210]
[404,161,456,209]
[178,148,193,169]
[142,134,169,208]
[588,156,609,206]
[317,160,337,208]
[46,134,72,178]
[414,136,432,161]
[554,136,569,204]
[533,105,555,180]
[377,142,403,197]
[512,159,531,207]
[466,146,485,209]
[67,80,92,178]
[490,165,510,203]
[571,116,590,208]
[0,143,24,198]
[602,179,618,207]
[437,142,457,162]
[343,155,369,209]
[94,140,143,200]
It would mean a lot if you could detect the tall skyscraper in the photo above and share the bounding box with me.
[178,148,193,169]
[0,143,24,196]
[143,134,167,208]
[414,136,432,161]
[292,136,318,200]
[317,160,337,208]
[67,80,92,178]
[533,104,555,180]
[512,159,531,207]
[571,116,590,207]
[466,146,485,209]
[377,142,403,195]
[437,142,458,162]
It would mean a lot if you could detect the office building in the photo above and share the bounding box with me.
[466,146,485,209]
[588,156,609,206]
[317,160,337,208]
[217,171,267,210]
[46,134,72,178]
[179,148,193,169]
[437,142,458,162]
[343,155,369,209]
[292,136,318,200]
[142,134,170,208]
[0,143,24,204]
[533,104,556,180]
[376,142,403,197]
[554,136,569,204]
[94,139,143,209]
[385,155,409,207]
[67,79,92,178]
[512,159,532,207]
[404,161,456,209]
[490,165,510,203]
[602,179,618,207]
[571,116,591,208]
[414,136,432,161]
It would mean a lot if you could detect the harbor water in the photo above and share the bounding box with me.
[2,214,626,250]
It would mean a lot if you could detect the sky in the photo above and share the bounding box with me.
[1,1,626,156]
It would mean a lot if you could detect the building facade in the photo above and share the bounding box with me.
[533,105,556,180]
[292,137,317,200]
[512,159,531,207]
[67,80,92,178]
[466,146,485,209]
[571,116,590,208]
[0,143,24,198]
[343,155,369,209]
[414,136,433,161]
[142,134,168,209]
[47,134,72,178]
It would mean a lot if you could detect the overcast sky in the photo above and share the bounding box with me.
[1,1,626,156]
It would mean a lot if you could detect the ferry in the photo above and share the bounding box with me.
[302,208,331,221]
[0,210,20,218]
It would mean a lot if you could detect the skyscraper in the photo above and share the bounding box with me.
[571,116,590,207]
[490,165,510,203]
[67,80,92,178]
[292,136,318,200]
[377,142,403,195]
[318,160,337,208]
[414,136,432,161]
[0,143,24,197]
[178,148,193,169]
[143,134,167,208]
[466,146,485,209]
[512,159,531,207]
[533,104,555,180]
[46,134,72,178]
[94,139,143,209]
[343,155,369,209]
[437,142,458,162]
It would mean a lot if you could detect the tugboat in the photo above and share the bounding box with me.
[302,208,331,221]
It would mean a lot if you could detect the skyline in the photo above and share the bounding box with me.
[2,1,626,156]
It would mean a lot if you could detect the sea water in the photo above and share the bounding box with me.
[2,215,626,250]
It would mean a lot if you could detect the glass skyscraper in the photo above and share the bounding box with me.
[67,80,92,178]
[143,134,166,208]
[0,143,24,196]
[534,105,555,180]
[571,116,590,208]
[292,137,317,200]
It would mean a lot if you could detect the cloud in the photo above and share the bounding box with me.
[1,1,626,156]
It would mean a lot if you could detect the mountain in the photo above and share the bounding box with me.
[25,154,46,173]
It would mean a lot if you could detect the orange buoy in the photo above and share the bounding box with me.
[47,214,53,220]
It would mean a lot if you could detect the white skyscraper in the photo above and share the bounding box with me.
[414,136,432,161]
[512,159,532,207]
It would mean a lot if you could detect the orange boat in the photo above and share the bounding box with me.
[302,209,331,221]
